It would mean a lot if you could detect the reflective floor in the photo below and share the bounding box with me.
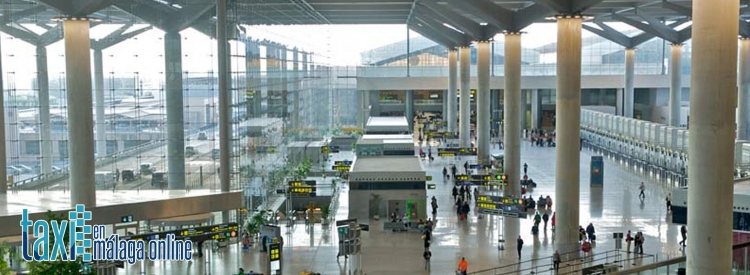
[116,139,685,275]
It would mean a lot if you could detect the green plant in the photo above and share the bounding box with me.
[321,205,330,220]
[0,243,11,275]
[245,209,272,237]
[28,211,96,275]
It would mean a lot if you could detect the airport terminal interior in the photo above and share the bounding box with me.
[0,0,748,274]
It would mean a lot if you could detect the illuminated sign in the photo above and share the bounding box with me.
[471,174,493,181]
[438,152,456,157]
[332,165,351,171]
[427,184,436,190]
[477,202,499,210]
[334,160,353,166]
[288,180,317,197]
[455,174,469,181]
[438,148,477,156]
[120,215,133,223]
[121,223,239,243]
[426,176,433,181]
[269,243,281,261]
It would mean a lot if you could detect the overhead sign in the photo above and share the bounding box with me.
[121,223,239,243]
[120,215,133,223]
[321,146,340,154]
[288,180,317,197]
[437,148,477,157]
[332,165,351,171]
[427,184,436,190]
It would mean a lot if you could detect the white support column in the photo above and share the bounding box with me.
[669,44,683,126]
[36,45,52,175]
[459,46,471,148]
[477,41,491,164]
[62,19,96,206]
[738,38,750,140]
[93,49,107,158]
[0,34,6,193]
[292,48,300,131]
[687,0,738,273]
[405,90,414,130]
[554,16,582,255]
[624,48,635,118]
[531,89,540,129]
[165,32,186,189]
[217,0,231,192]
[448,49,458,134]
[504,33,523,244]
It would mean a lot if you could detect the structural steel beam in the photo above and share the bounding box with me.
[420,1,487,40]
[93,25,153,50]
[0,5,46,22]
[37,0,113,17]
[661,0,692,17]
[612,13,684,43]
[414,15,470,46]
[446,0,514,31]
[582,23,631,47]
[38,24,63,47]
[513,4,555,31]
[410,23,457,48]
[532,0,604,14]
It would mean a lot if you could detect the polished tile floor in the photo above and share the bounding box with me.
[117,140,686,275]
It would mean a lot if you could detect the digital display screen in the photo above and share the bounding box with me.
[477,202,497,210]
[455,175,469,181]
[269,244,281,261]
[332,165,351,171]
[290,187,315,194]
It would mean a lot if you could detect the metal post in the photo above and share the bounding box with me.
[36,45,52,175]
[93,49,107,159]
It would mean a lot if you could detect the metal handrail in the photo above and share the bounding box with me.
[469,249,582,274]
[607,241,750,275]
[607,256,685,275]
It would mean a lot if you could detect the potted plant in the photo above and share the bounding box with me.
[321,205,330,225]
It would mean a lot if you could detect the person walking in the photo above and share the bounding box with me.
[442,167,448,180]
[542,212,550,231]
[625,230,633,253]
[431,196,438,215]
[553,250,561,273]
[523,163,528,174]
[423,249,432,271]
[551,212,556,232]
[679,225,687,247]
[517,236,524,260]
[639,182,646,200]
[666,194,672,212]
[457,257,468,275]
[586,223,596,242]
[452,186,458,202]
